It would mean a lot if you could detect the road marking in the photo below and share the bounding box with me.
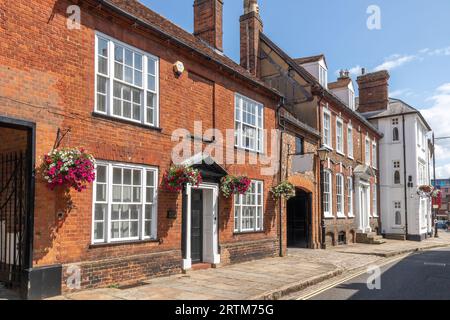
[296,254,410,300]
[424,262,446,267]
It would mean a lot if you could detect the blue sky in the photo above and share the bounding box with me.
[142,0,450,177]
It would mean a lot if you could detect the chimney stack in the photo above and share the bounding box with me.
[240,0,263,76]
[339,69,350,79]
[194,0,224,51]
[356,70,390,113]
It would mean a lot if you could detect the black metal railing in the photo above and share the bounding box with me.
[0,152,27,287]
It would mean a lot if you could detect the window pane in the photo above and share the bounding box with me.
[133,170,141,185]
[115,46,123,62]
[98,57,108,75]
[146,170,155,187]
[123,186,132,202]
[114,62,123,80]
[134,70,142,87]
[146,187,154,203]
[123,169,132,185]
[135,53,142,70]
[111,222,119,238]
[145,205,153,220]
[113,168,122,184]
[133,187,141,202]
[96,184,106,202]
[144,221,151,237]
[95,204,106,220]
[112,186,121,202]
[94,222,104,240]
[96,165,107,183]
[148,75,156,91]
[125,66,133,83]
[98,38,108,56]
[148,59,156,75]
[111,204,120,220]
[125,49,133,66]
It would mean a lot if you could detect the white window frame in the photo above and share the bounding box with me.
[347,177,354,217]
[234,180,264,233]
[365,137,371,166]
[394,201,402,226]
[418,160,427,185]
[336,118,344,155]
[91,161,158,244]
[347,125,353,159]
[322,108,332,149]
[319,65,328,88]
[234,93,264,153]
[372,184,378,217]
[392,118,400,142]
[323,170,333,218]
[94,32,160,127]
[336,174,345,218]
[392,160,402,186]
[372,141,377,169]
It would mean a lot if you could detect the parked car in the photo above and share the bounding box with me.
[436,221,448,230]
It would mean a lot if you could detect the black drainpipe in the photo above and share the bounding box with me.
[277,99,285,257]
[402,115,409,238]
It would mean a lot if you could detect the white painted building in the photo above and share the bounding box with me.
[357,70,433,241]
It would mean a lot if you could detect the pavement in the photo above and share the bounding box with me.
[44,230,450,301]
[303,247,450,300]
[0,284,20,300]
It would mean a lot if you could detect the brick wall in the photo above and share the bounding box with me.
[0,0,280,290]
[320,99,380,246]
[280,119,321,249]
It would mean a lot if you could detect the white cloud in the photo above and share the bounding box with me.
[436,164,450,179]
[436,83,450,93]
[428,46,450,56]
[373,54,417,72]
[420,83,450,178]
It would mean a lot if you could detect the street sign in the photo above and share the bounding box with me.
[433,205,439,209]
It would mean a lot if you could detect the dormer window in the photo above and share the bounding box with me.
[319,65,328,88]
[348,91,355,110]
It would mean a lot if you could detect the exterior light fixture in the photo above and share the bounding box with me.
[317,147,330,162]
[173,61,185,76]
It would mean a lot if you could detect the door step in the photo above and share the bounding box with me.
[356,232,386,244]
[183,263,213,273]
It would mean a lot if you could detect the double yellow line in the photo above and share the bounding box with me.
[296,254,410,300]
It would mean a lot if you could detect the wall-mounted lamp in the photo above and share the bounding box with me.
[317,147,330,162]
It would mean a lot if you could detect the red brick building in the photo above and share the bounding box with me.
[0,0,284,298]
[251,16,383,247]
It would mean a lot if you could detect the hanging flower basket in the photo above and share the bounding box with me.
[220,175,251,198]
[431,189,441,199]
[417,185,434,198]
[161,165,202,193]
[41,148,96,192]
[271,181,296,200]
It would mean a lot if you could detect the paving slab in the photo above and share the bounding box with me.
[48,230,450,301]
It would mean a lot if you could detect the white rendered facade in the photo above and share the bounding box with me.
[371,111,432,240]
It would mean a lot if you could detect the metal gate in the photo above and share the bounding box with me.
[0,151,28,287]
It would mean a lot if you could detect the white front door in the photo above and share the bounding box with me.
[183,183,220,270]
[358,184,371,233]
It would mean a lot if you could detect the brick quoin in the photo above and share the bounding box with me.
[0,0,283,293]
